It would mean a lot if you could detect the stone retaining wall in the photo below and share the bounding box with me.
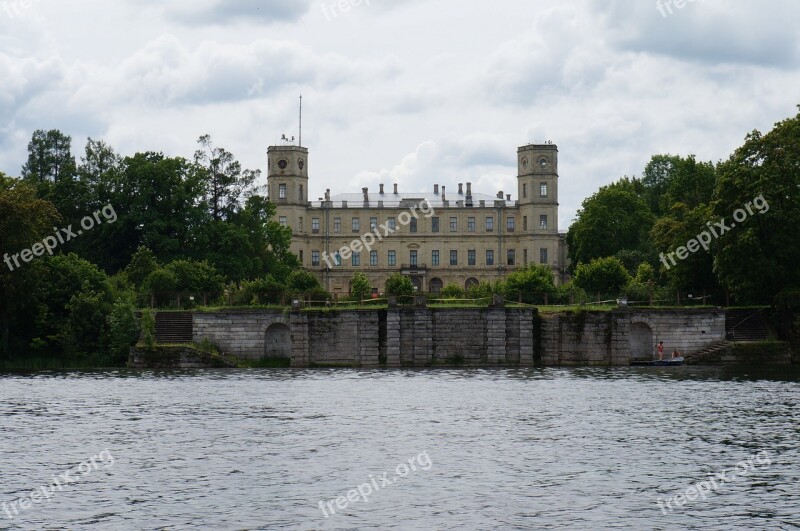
[189,308,726,368]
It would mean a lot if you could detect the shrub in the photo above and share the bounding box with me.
[385,273,414,297]
[350,272,371,302]
[574,257,632,295]
[440,284,465,299]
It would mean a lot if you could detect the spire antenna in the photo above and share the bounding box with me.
[299,94,303,147]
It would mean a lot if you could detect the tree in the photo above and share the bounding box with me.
[0,178,62,358]
[566,178,655,269]
[21,129,76,185]
[440,284,465,299]
[194,135,260,222]
[573,257,631,295]
[350,272,371,301]
[385,273,414,297]
[642,154,716,217]
[287,270,321,294]
[124,246,160,289]
[502,264,556,304]
[713,109,800,305]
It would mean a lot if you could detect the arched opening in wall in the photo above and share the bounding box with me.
[264,323,292,365]
[430,278,444,294]
[465,278,479,291]
[630,322,653,361]
[411,277,422,292]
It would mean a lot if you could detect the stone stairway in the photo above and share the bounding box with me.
[684,339,733,365]
[155,312,194,343]
[725,309,770,341]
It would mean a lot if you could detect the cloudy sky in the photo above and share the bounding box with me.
[1,0,799,229]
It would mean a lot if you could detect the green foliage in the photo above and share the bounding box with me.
[140,309,156,351]
[350,272,371,302]
[574,257,632,295]
[106,296,139,362]
[237,276,288,305]
[566,178,655,270]
[635,263,656,284]
[713,110,800,305]
[287,270,321,293]
[385,273,414,297]
[466,281,497,300]
[440,284,466,299]
[555,281,590,305]
[502,264,556,303]
[125,246,159,288]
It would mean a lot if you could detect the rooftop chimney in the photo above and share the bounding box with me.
[458,183,463,195]
[506,194,511,201]
[442,186,446,200]
[434,184,439,195]
[363,187,369,202]
[393,183,398,195]
[466,182,472,197]
[379,184,385,194]
[325,189,331,201]
[497,191,504,199]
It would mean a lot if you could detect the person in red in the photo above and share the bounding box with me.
[657,341,664,360]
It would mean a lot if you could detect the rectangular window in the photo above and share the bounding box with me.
[450,250,458,266]
[410,250,418,266]
[388,217,396,231]
[523,216,528,231]
[468,217,476,232]
[507,250,516,266]
[431,217,440,233]
[279,216,288,227]
[507,217,515,232]
[370,217,378,230]
[540,248,549,265]
[388,250,397,266]
[312,251,320,267]
[312,218,320,233]
[486,217,494,232]
[486,250,494,266]
[299,184,304,201]
[450,217,458,232]
[432,250,440,266]
[334,217,342,234]
[468,250,476,266]
[299,250,303,263]
[524,249,528,265]
[540,215,548,230]
[370,250,378,267]
[352,218,360,232]
[333,252,342,267]
[523,183,528,198]
[279,184,286,199]
[540,183,548,198]
[410,218,418,233]
[352,252,361,267]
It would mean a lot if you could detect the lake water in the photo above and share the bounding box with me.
[0,367,798,530]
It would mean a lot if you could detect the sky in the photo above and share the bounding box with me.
[1,0,799,230]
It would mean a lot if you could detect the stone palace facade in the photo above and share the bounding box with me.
[267,142,568,297]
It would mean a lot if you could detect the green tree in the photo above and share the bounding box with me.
[0,177,62,358]
[573,257,632,295]
[440,284,465,299]
[124,246,160,289]
[194,135,260,222]
[287,270,321,294]
[350,272,371,301]
[566,178,655,269]
[502,264,556,304]
[106,297,139,362]
[385,273,414,297]
[713,109,800,305]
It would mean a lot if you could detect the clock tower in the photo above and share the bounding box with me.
[268,144,309,237]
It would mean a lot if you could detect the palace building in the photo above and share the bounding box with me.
[267,142,568,297]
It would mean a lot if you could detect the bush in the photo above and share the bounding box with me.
[555,282,590,305]
[385,273,414,298]
[440,284,465,299]
[502,264,556,304]
[238,276,288,305]
[106,297,139,362]
[140,309,156,351]
[350,272,371,302]
[287,270,321,293]
[466,281,496,300]
[574,257,632,295]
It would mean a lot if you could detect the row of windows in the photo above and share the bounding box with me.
[310,249,550,267]
[280,215,550,232]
